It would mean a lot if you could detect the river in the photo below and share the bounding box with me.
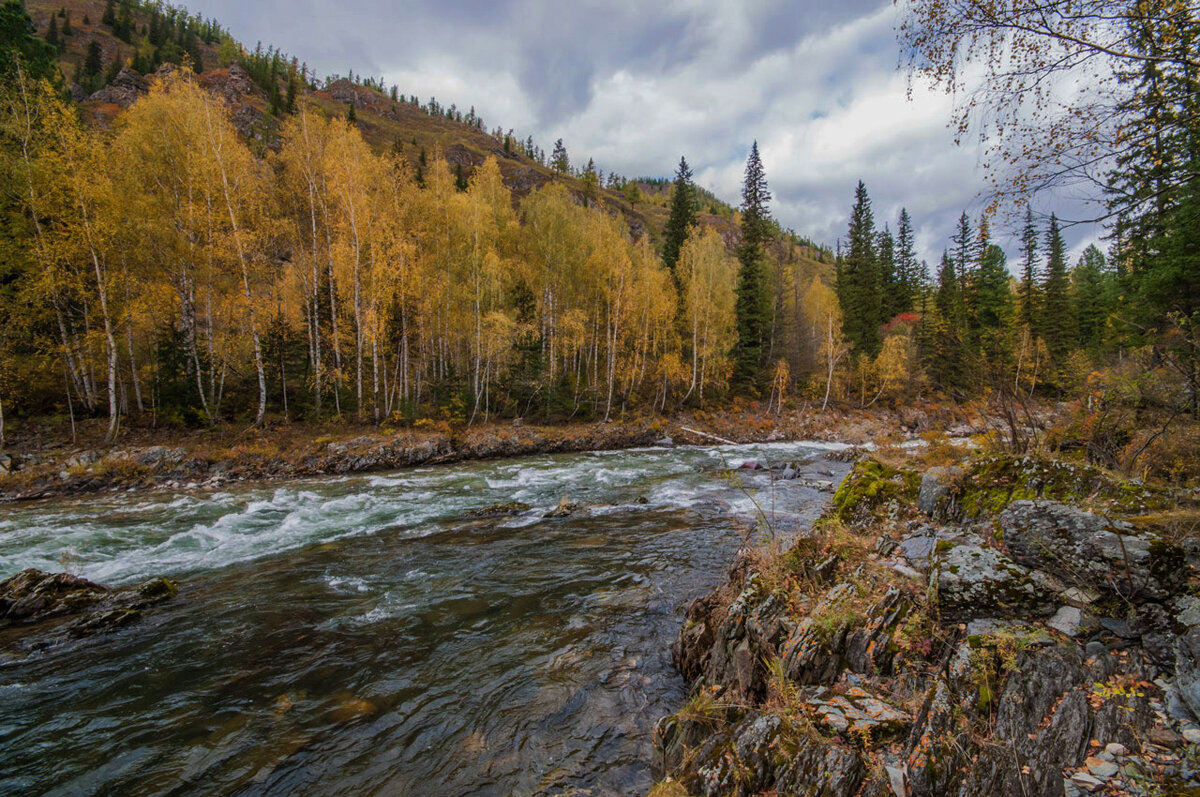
[0,441,849,796]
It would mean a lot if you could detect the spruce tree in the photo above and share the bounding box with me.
[950,212,973,282]
[102,0,116,28]
[1018,204,1039,330]
[46,14,59,50]
[1040,214,1075,364]
[661,156,697,281]
[971,243,1013,359]
[550,139,569,174]
[931,251,968,392]
[895,208,917,315]
[877,225,899,322]
[1072,245,1109,352]
[733,141,773,387]
[839,181,881,357]
[84,39,103,79]
[347,103,356,123]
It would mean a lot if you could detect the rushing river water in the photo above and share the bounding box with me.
[0,442,850,796]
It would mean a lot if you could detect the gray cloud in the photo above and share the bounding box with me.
[187,0,1101,266]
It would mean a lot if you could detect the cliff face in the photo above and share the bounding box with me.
[653,455,1200,796]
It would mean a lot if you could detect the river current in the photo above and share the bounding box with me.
[0,441,850,796]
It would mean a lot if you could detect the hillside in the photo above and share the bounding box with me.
[23,0,833,272]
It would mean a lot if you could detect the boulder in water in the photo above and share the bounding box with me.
[0,568,177,655]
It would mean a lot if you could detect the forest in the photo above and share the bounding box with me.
[0,0,1196,465]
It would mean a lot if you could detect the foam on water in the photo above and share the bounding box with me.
[0,440,844,586]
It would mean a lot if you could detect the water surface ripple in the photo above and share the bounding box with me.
[0,442,849,796]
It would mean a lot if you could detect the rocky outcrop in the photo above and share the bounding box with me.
[654,456,1200,795]
[1000,500,1187,600]
[87,66,148,107]
[0,569,177,656]
[917,465,963,521]
[930,539,1057,621]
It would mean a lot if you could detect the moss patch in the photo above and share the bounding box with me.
[954,455,1171,519]
[831,459,920,527]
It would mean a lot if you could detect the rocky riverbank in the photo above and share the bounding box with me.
[0,403,1004,503]
[650,452,1200,796]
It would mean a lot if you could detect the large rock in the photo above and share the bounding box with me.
[87,66,148,107]
[1000,500,1188,600]
[0,569,177,654]
[930,542,1057,622]
[918,466,963,521]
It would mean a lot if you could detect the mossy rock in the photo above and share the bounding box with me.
[831,458,920,527]
[954,455,1171,520]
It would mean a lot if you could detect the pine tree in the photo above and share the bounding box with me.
[877,225,899,322]
[46,15,59,50]
[102,0,116,27]
[581,158,599,205]
[347,103,356,123]
[971,244,1013,359]
[1072,245,1109,352]
[550,138,569,173]
[661,156,697,282]
[895,208,917,315]
[950,212,973,282]
[84,40,103,79]
[839,181,881,357]
[1018,204,1039,331]
[61,11,70,36]
[733,141,772,386]
[931,251,968,391]
[1040,214,1075,365]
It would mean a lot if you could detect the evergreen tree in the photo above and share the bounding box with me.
[1072,245,1109,352]
[46,14,59,50]
[733,141,773,386]
[454,162,468,191]
[950,212,973,282]
[661,155,697,281]
[877,225,899,322]
[346,103,356,123]
[580,158,599,205]
[102,0,116,28]
[84,39,103,79]
[1018,204,1039,330]
[1040,214,1075,365]
[839,181,881,357]
[931,251,968,391]
[895,207,917,314]
[285,72,297,114]
[970,243,1013,359]
[61,11,70,36]
[0,1,59,80]
[550,138,569,173]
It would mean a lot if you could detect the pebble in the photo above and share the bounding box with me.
[1184,728,1200,744]
[1105,743,1128,757]
[1084,641,1107,659]
[1070,771,1106,792]
[1087,758,1119,778]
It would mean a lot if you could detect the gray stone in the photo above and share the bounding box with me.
[1070,772,1106,791]
[1087,758,1119,778]
[1000,500,1189,600]
[1048,606,1098,637]
[918,466,963,520]
[931,542,1056,622]
[807,686,910,738]
[1185,728,1200,745]
[1105,743,1128,757]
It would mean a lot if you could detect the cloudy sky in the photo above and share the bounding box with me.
[188,0,1101,267]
